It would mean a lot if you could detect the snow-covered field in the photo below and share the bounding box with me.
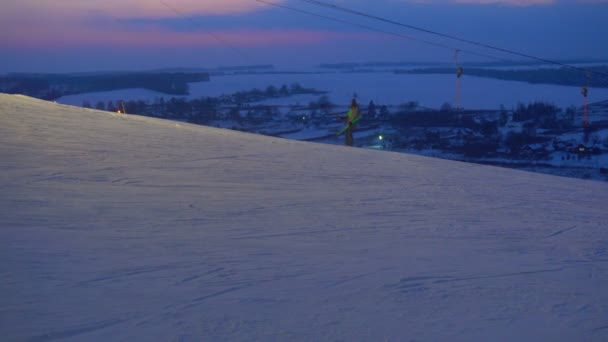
[2,93,608,341]
[57,72,608,110]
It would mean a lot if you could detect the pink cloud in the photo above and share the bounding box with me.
[391,0,555,4]
[398,0,608,5]
[454,0,554,4]
[2,21,376,49]
[0,0,380,50]
[3,0,282,19]
[0,0,301,50]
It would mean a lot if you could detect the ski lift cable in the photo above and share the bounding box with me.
[159,0,253,60]
[255,0,506,63]
[295,0,608,80]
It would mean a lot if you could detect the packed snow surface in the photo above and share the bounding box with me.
[1,94,608,341]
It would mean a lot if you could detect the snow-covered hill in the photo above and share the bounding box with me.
[1,93,607,341]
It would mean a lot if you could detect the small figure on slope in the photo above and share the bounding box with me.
[343,98,360,146]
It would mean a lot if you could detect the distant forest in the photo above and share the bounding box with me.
[396,66,608,88]
[0,72,210,100]
[82,82,329,126]
[320,60,607,69]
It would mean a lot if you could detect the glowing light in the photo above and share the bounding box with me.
[379,135,384,140]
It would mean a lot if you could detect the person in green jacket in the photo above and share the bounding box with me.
[344,98,360,146]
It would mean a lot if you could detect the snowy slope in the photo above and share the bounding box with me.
[1,93,607,341]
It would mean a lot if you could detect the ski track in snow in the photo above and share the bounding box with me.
[1,94,608,341]
[544,225,578,239]
[28,319,126,342]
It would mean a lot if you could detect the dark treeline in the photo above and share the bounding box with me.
[319,62,445,69]
[390,102,571,131]
[87,83,327,125]
[217,65,274,71]
[387,101,588,159]
[0,72,210,100]
[396,66,608,88]
[320,60,606,70]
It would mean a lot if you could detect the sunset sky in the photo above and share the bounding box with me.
[2,0,607,72]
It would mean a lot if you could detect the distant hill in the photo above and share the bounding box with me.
[0,72,210,100]
[396,66,608,88]
[319,59,608,70]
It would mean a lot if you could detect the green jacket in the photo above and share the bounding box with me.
[347,106,360,124]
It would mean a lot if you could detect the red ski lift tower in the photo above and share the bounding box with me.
[581,87,588,128]
[455,50,463,110]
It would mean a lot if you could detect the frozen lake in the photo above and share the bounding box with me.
[58,71,608,110]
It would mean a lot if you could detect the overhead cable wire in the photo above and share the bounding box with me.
[255,0,506,63]
[295,0,608,80]
[159,0,252,59]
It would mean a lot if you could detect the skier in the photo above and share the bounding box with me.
[344,98,360,146]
